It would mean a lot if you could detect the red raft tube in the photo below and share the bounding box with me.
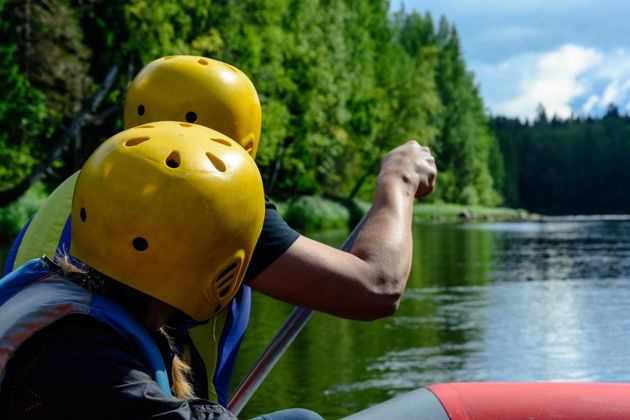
[343,382,630,420]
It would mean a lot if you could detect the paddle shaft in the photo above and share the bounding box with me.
[227,211,370,415]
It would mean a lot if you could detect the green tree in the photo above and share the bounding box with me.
[2,0,505,214]
[0,0,90,190]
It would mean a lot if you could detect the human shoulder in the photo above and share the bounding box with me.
[245,197,300,282]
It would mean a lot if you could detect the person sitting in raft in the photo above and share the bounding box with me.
[3,56,438,405]
[0,121,323,420]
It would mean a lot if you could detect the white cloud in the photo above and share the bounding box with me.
[582,94,600,114]
[597,79,630,114]
[579,50,630,114]
[601,80,621,105]
[393,1,630,119]
[594,49,630,80]
[475,44,604,119]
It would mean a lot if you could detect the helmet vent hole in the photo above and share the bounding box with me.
[206,152,227,172]
[179,123,192,127]
[164,56,175,60]
[198,58,208,65]
[80,207,87,223]
[137,104,145,116]
[244,142,254,153]
[211,137,232,147]
[216,262,238,296]
[218,283,233,297]
[185,111,197,123]
[133,237,149,251]
[217,262,238,283]
[139,125,154,128]
[125,136,150,147]
[165,151,181,168]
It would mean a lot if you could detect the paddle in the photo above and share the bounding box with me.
[227,211,370,415]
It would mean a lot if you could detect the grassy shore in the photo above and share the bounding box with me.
[277,195,532,232]
[412,203,532,222]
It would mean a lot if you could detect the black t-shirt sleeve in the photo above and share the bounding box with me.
[0,315,235,420]
[243,197,300,283]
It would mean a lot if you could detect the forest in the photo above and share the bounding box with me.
[1,0,629,235]
[0,1,499,206]
[491,106,630,215]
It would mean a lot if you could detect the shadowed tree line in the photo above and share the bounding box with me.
[490,105,630,215]
[1,0,500,208]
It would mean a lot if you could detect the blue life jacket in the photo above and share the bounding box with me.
[0,258,172,396]
[4,208,249,405]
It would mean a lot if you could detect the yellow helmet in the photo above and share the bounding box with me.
[123,55,262,158]
[70,121,265,321]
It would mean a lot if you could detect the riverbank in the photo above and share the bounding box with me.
[276,195,533,232]
[412,203,534,223]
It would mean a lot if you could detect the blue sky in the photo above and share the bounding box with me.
[392,0,630,120]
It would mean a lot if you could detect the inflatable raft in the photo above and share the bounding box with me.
[343,382,630,419]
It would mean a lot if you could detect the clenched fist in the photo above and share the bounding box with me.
[379,140,437,199]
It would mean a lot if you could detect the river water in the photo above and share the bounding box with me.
[233,219,630,419]
[2,219,629,419]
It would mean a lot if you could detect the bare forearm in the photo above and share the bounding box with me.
[350,174,415,305]
[347,141,436,309]
[249,141,436,320]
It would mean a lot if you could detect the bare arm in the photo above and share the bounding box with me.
[248,141,436,321]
